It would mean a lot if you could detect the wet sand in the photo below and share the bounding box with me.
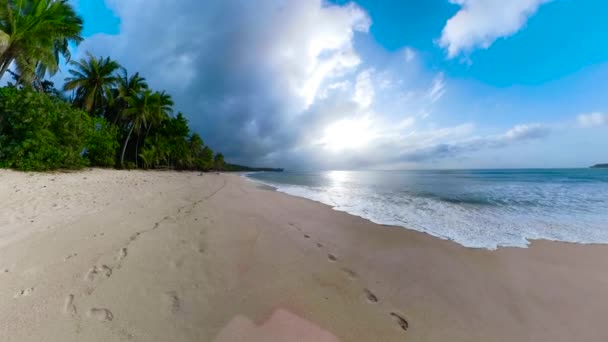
[0,169,607,341]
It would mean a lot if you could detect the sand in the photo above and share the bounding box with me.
[0,169,607,341]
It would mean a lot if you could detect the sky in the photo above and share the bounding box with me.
[67,0,608,170]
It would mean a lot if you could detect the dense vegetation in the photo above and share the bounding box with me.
[0,0,231,172]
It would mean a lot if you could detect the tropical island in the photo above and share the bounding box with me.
[591,164,608,168]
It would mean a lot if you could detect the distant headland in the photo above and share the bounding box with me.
[591,164,608,169]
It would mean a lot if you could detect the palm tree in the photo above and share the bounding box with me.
[144,90,173,138]
[64,52,121,114]
[0,0,83,84]
[121,89,154,167]
[111,69,148,123]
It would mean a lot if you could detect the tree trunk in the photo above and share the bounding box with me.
[0,57,13,81]
[135,133,140,168]
[143,124,152,146]
[121,124,134,168]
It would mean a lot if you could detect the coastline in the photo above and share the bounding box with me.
[1,169,607,341]
[242,172,608,250]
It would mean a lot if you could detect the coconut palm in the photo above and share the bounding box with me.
[0,0,83,84]
[64,52,121,114]
[109,69,148,124]
[144,91,173,137]
[120,89,154,167]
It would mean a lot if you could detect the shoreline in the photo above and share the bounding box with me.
[242,172,608,251]
[1,169,607,341]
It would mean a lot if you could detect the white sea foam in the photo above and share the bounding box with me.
[245,170,608,249]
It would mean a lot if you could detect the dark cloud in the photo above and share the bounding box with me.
[78,0,370,167]
[74,0,551,170]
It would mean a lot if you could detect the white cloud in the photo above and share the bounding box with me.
[502,123,549,141]
[404,47,416,62]
[578,112,608,128]
[353,69,374,108]
[439,0,552,58]
[427,73,446,103]
[71,0,553,170]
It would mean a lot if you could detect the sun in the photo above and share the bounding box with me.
[320,118,374,152]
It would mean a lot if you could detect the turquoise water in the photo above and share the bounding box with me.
[246,169,608,249]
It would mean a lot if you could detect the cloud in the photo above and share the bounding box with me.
[439,0,552,58]
[72,0,552,170]
[404,47,416,62]
[578,112,608,128]
[502,123,550,141]
[393,123,550,164]
[78,0,371,163]
[353,69,374,108]
[427,73,446,103]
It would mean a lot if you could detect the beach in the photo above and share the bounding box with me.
[1,169,607,341]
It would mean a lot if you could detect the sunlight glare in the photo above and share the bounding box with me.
[321,118,374,152]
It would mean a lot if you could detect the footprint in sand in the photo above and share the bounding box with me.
[341,267,357,279]
[328,254,338,262]
[191,241,206,254]
[363,289,379,303]
[304,234,311,239]
[84,265,112,281]
[288,223,302,232]
[87,308,113,322]
[390,312,409,331]
[13,287,34,298]
[316,242,323,248]
[162,291,180,315]
[116,248,128,262]
[129,232,141,241]
[64,253,78,261]
[63,294,77,315]
[169,259,183,270]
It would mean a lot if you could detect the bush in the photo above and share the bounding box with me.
[85,118,119,167]
[0,87,93,171]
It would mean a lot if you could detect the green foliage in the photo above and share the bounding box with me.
[0,2,259,174]
[85,118,119,167]
[0,87,90,171]
[0,0,84,85]
[64,53,121,114]
[214,153,226,170]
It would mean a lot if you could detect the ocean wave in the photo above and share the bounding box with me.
[245,170,608,250]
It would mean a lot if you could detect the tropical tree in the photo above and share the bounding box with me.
[108,68,148,124]
[214,153,225,170]
[120,89,154,167]
[64,52,120,114]
[144,90,173,139]
[0,0,83,84]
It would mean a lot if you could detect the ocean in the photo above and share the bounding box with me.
[246,169,608,249]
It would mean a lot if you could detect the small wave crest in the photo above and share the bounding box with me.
[245,170,608,249]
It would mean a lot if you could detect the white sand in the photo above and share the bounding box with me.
[1,169,607,341]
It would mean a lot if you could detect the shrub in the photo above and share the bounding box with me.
[0,87,92,171]
[85,118,119,167]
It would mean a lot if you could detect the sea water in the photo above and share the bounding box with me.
[246,169,608,249]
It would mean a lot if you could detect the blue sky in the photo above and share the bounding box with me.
[71,0,608,169]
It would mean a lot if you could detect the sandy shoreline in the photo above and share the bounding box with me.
[1,169,607,341]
